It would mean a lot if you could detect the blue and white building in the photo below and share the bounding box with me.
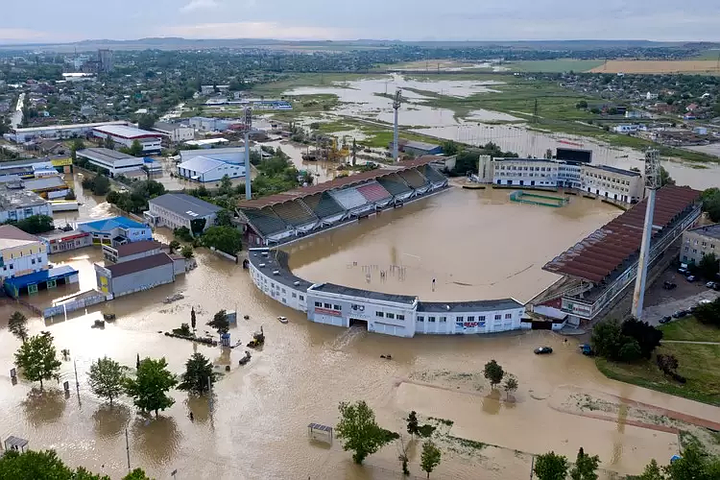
[177,156,246,183]
[77,216,152,247]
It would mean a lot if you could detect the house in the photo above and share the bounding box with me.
[92,125,163,153]
[152,122,195,143]
[76,148,144,177]
[94,252,176,298]
[176,156,245,183]
[144,193,220,232]
[613,124,639,134]
[0,184,52,223]
[77,216,152,247]
[646,92,659,101]
[102,239,163,264]
[40,229,92,254]
[0,225,79,297]
[680,224,720,266]
[38,141,67,156]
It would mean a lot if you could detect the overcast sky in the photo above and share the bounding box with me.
[1,0,720,43]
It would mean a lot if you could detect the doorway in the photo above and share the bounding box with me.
[349,318,368,329]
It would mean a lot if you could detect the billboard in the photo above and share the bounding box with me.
[556,148,592,164]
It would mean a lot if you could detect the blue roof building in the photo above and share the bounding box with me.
[4,265,79,298]
[78,216,152,247]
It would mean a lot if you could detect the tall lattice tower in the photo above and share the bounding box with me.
[631,148,661,318]
[392,89,402,162]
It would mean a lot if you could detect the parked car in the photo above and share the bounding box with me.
[706,281,716,289]
[699,299,712,306]
[534,346,553,355]
[660,316,672,324]
[687,275,696,282]
[677,267,688,274]
[579,344,594,356]
[672,310,688,318]
[663,281,677,290]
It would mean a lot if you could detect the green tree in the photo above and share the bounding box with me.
[181,245,194,258]
[137,114,156,131]
[215,209,234,227]
[637,459,665,480]
[335,400,398,464]
[129,140,144,157]
[104,136,115,149]
[8,311,28,343]
[14,332,62,389]
[218,174,233,195]
[420,440,442,479]
[406,410,419,437]
[569,447,600,480]
[0,449,111,480]
[123,357,177,417]
[698,253,719,280]
[177,353,218,395]
[190,217,207,235]
[591,318,624,359]
[123,468,154,480]
[91,175,111,196]
[702,189,720,222]
[10,214,55,234]
[169,240,181,253]
[659,166,675,187]
[88,356,127,406]
[441,140,459,156]
[483,360,504,388]
[173,226,193,242]
[190,306,197,331]
[503,374,518,399]
[534,452,569,480]
[207,309,229,334]
[202,226,242,255]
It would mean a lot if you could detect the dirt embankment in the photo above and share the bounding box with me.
[590,60,720,74]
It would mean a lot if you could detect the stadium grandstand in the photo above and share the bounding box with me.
[535,185,701,323]
[237,156,447,246]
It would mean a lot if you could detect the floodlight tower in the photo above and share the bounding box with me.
[392,89,402,162]
[631,148,661,319]
[244,107,252,200]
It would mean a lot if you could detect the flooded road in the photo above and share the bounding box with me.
[3,194,718,479]
[288,187,620,302]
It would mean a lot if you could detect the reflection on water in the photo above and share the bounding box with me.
[22,388,66,427]
[131,416,182,467]
[92,404,131,439]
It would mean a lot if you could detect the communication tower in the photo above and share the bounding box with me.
[631,148,661,318]
[392,89,402,162]
[244,107,252,200]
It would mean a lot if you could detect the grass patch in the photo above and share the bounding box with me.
[428,417,454,427]
[507,59,605,73]
[595,343,720,406]
[446,435,486,451]
[660,317,720,342]
[250,73,385,96]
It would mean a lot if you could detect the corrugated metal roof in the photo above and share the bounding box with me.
[105,252,172,277]
[112,240,163,257]
[149,193,220,220]
[177,156,226,174]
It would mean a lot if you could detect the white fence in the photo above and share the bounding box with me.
[43,291,108,318]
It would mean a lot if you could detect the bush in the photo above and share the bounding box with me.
[6,215,55,234]
[174,226,193,242]
[592,317,662,362]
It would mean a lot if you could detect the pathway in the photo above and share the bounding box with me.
[642,289,719,326]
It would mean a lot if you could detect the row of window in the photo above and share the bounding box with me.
[583,173,632,185]
[314,301,341,310]
[497,165,557,172]
[417,313,512,322]
[375,311,405,320]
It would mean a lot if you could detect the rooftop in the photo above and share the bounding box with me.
[11,121,128,134]
[494,157,558,163]
[417,298,524,313]
[104,252,173,278]
[22,176,68,192]
[93,125,162,139]
[149,193,221,220]
[248,248,313,291]
[111,240,163,257]
[584,164,641,177]
[0,224,41,249]
[178,156,229,174]
[688,223,720,241]
[309,283,417,305]
[39,229,89,242]
[78,216,147,232]
[76,148,138,165]
[153,122,188,133]
[402,140,441,151]
[4,265,77,291]
[0,184,49,210]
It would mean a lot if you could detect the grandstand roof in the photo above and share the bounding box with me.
[543,185,700,283]
[238,156,440,210]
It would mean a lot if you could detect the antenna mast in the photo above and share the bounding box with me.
[392,89,402,162]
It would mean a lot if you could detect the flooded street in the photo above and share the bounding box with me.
[289,187,620,302]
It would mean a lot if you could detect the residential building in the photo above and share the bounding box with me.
[3,121,129,143]
[0,225,49,281]
[92,125,162,153]
[152,122,195,143]
[0,185,52,223]
[76,148,144,177]
[95,252,176,298]
[145,194,220,232]
[40,230,92,254]
[581,164,644,203]
[681,224,720,266]
[176,156,245,183]
[77,216,152,246]
[103,239,163,264]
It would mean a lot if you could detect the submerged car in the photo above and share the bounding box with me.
[660,316,672,324]
[534,346,553,355]
[687,275,696,282]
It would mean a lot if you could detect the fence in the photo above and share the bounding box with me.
[210,247,238,263]
[43,291,108,319]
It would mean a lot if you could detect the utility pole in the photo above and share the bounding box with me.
[392,89,402,162]
[533,99,539,124]
[73,359,79,395]
[632,148,661,319]
[244,107,252,200]
[125,428,131,472]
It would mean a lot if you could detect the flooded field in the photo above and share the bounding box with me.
[2,229,720,479]
[288,187,620,302]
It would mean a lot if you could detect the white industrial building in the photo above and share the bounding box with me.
[92,125,162,153]
[76,148,145,177]
[145,193,220,232]
[490,158,643,204]
[4,121,129,143]
[247,249,526,338]
[179,147,245,164]
[152,122,195,143]
[176,156,246,183]
[189,117,231,132]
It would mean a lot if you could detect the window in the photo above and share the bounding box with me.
[439,316,447,323]
[479,315,485,321]
[428,316,436,322]
[467,316,475,322]
[281,288,286,294]
[299,295,304,301]
[505,313,512,319]
[314,302,322,307]
[323,303,331,309]
[291,292,297,298]
[494,314,501,320]
[457,316,464,322]
[386,313,395,319]
[397,314,405,320]
[333,304,340,310]
[31,259,35,265]
[417,316,424,322]
[376,311,384,318]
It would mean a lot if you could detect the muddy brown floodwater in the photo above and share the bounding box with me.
[1,190,720,480]
[289,187,621,302]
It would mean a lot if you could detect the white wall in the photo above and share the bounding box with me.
[0,202,52,224]
[249,262,307,312]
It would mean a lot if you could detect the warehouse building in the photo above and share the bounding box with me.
[145,193,220,232]
[94,252,176,298]
[151,122,195,143]
[4,121,129,143]
[176,156,245,183]
[92,125,162,153]
[179,147,245,164]
[681,224,720,266]
[76,148,145,177]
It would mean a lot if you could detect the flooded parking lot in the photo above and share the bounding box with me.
[288,187,621,302]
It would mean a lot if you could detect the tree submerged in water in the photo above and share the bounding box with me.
[335,400,399,464]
